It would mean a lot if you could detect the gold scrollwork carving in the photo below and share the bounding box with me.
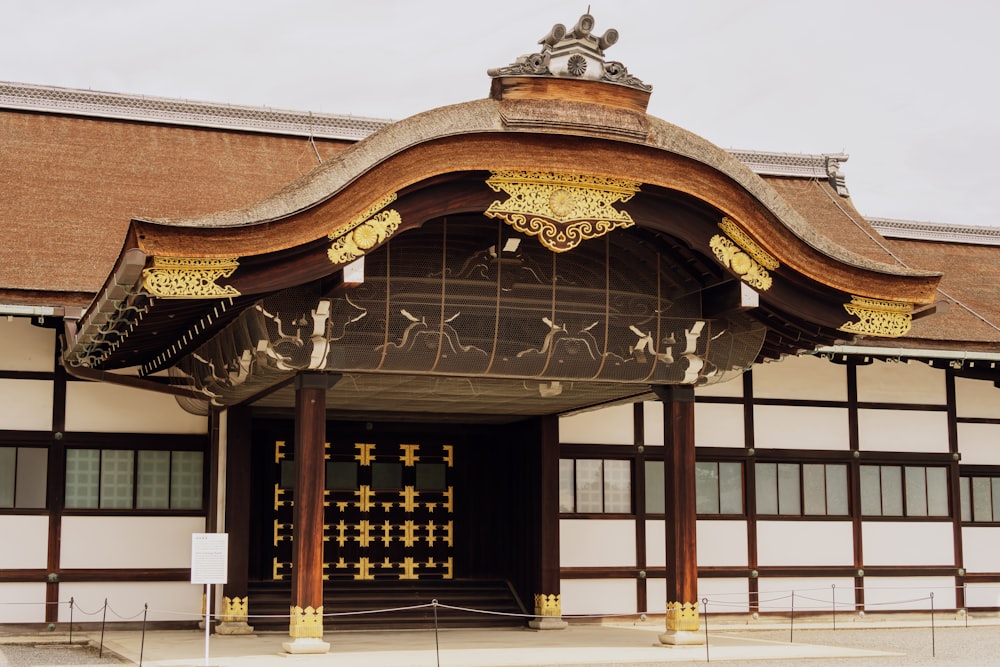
[840,295,913,338]
[289,605,324,638]
[719,217,779,270]
[483,170,641,253]
[534,593,562,617]
[141,256,240,299]
[328,193,401,265]
[710,235,773,291]
[665,600,700,632]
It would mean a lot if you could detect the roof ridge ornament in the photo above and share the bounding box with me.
[487,13,651,92]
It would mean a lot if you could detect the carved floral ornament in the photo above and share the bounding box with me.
[709,217,779,291]
[328,193,402,265]
[840,296,913,338]
[141,256,241,299]
[483,170,641,252]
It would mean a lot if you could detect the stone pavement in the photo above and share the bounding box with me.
[3,616,999,667]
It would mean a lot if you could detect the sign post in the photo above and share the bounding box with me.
[191,533,228,667]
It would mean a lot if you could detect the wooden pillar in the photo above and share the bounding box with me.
[218,405,253,634]
[283,373,337,654]
[530,414,568,629]
[652,385,702,645]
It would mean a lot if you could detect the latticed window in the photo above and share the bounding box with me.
[559,458,632,514]
[960,476,1000,522]
[696,461,744,515]
[65,448,204,511]
[860,465,948,517]
[755,462,848,517]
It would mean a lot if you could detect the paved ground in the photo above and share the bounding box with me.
[1,619,997,666]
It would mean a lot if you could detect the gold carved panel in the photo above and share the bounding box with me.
[483,170,641,253]
[141,256,240,299]
[710,218,777,291]
[328,193,401,265]
[840,296,913,338]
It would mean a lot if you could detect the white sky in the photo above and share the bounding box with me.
[5,0,999,227]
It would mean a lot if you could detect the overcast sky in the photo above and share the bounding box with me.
[5,1,999,227]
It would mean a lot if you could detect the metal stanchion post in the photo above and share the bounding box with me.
[139,603,148,667]
[930,592,936,658]
[99,598,108,658]
[702,598,710,663]
[432,599,441,667]
[789,591,795,644]
[68,597,74,644]
[832,584,836,631]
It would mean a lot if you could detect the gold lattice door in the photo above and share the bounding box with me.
[270,438,454,582]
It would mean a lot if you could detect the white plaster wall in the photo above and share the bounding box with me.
[560,519,636,567]
[861,522,954,566]
[58,581,203,623]
[957,423,1000,465]
[757,577,855,612]
[0,379,53,431]
[60,516,205,569]
[698,578,750,612]
[752,355,847,401]
[0,583,47,623]
[754,405,849,450]
[560,579,636,615]
[646,578,666,613]
[697,520,748,567]
[695,403,745,448]
[559,404,633,445]
[0,515,48,569]
[696,377,743,398]
[856,360,945,405]
[646,520,665,568]
[863,576,955,610]
[965,583,1000,608]
[960,527,1000,573]
[0,318,55,372]
[643,401,664,446]
[65,382,208,434]
[857,409,949,453]
[955,376,1000,419]
[756,521,853,567]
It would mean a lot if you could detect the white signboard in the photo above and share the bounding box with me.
[190,533,229,585]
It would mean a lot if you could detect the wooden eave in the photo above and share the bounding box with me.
[68,81,942,376]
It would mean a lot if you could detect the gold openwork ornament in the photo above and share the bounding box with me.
[718,217,779,270]
[710,235,773,291]
[534,593,562,617]
[141,256,241,299]
[289,605,324,638]
[483,170,641,253]
[665,600,700,632]
[840,296,913,338]
[221,596,249,623]
[328,193,402,265]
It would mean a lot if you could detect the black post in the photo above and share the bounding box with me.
[68,597,73,644]
[99,598,108,657]
[139,603,148,667]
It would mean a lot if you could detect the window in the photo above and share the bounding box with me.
[960,476,1000,522]
[65,448,204,511]
[755,462,848,517]
[0,447,48,509]
[860,465,948,517]
[559,459,632,514]
[696,461,743,515]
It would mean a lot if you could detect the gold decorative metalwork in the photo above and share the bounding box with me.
[534,593,562,617]
[328,193,401,265]
[275,440,286,463]
[718,217,779,269]
[665,600,700,632]
[840,296,913,338]
[354,443,376,466]
[399,444,420,466]
[710,235,773,291]
[221,596,249,623]
[289,605,324,638]
[141,256,241,298]
[400,556,419,580]
[354,557,375,581]
[483,170,641,253]
[273,558,290,581]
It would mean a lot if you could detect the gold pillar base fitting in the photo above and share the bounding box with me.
[659,601,703,646]
[282,605,329,654]
[215,596,254,635]
[528,593,568,630]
